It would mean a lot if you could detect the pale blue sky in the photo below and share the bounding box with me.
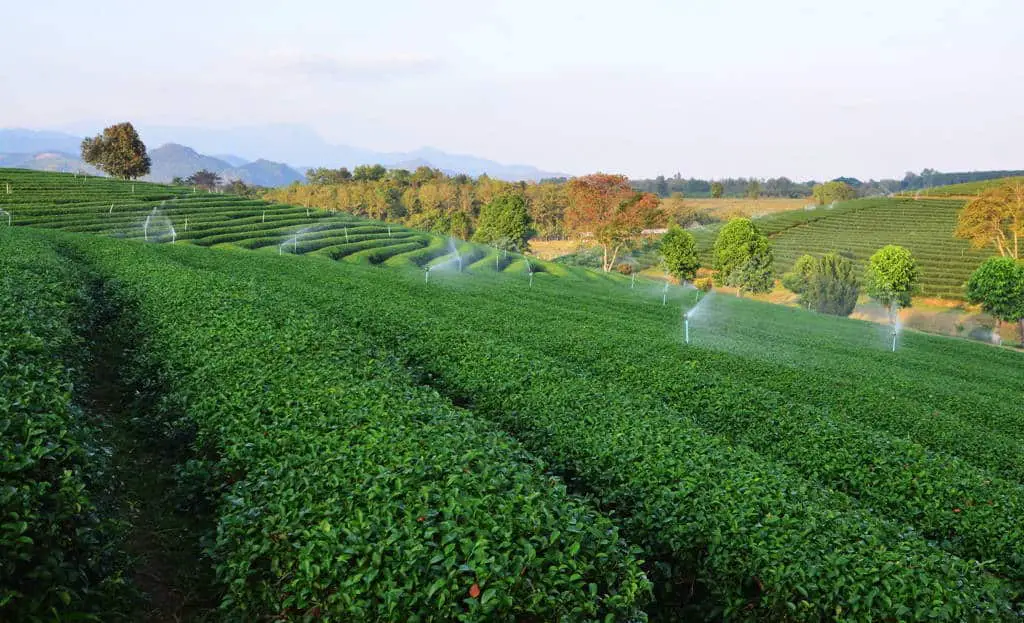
[2,0,1021,179]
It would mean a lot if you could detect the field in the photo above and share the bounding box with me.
[3,170,1024,621]
[0,168,587,281]
[901,175,1024,198]
[679,196,810,218]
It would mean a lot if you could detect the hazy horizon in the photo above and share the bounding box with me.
[2,0,1021,180]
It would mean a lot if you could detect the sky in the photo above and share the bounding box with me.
[2,0,1022,180]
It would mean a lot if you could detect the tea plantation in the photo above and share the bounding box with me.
[2,170,1023,621]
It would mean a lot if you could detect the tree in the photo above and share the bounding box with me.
[80,122,150,179]
[865,245,919,320]
[804,253,860,316]
[954,181,1024,258]
[781,254,815,300]
[472,192,533,252]
[712,218,774,294]
[710,182,724,198]
[659,226,700,283]
[812,181,857,205]
[353,164,387,182]
[966,257,1024,345]
[565,174,664,272]
[306,167,352,185]
[186,169,222,190]
[746,180,761,199]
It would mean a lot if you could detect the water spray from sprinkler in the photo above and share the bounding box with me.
[0,209,10,226]
[345,227,349,243]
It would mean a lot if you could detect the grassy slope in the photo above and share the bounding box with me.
[903,175,1024,198]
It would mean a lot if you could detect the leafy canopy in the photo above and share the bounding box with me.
[565,174,664,271]
[659,226,700,282]
[472,192,533,252]
[966,257,1024,344]
[954,181,1024,258]
[865,245,919,310]
[712,218,774,294]
[812,181,857,205]
[80,122,151,180]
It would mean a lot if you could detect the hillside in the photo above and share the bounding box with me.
[907,175,1024,198]
[3,203,1023,620]
[598,197,988,299]
[0,168,583,282]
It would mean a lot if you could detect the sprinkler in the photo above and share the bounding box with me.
[685,315,690,344]
[263,211,266,223]
[631,273,636,289]
[345,227,349,243]
[425,267,431,283]
[109,203,114,214]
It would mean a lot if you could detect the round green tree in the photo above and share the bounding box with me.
[712,218,774,295]
[812,181,857,205]
[659,225,700,283]
[710,182,724,198]
[471,192,533,252]
[80,122,151,180]
[966,257,1024,345]
[865,245,919,318]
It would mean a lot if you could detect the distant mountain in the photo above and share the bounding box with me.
[3,125,566,182]
[225,159,303,187]
[134,123,566,182]
[0,129,81,155]
[145,143,234,183]
[145,144,303,187]
[213,154,250,167]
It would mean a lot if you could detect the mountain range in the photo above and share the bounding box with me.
[0,125,566,185]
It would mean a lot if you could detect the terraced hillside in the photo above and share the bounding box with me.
[0,168,572,280]
[905,175,1024,198]
[682,198,988,298]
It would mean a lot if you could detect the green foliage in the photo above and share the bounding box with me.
[966,257,1024,343]
[803,252,860,316]
[709,181,724,198]
[746,180,761,199]
[0,236,126,620]
[781,254,815,296]
[353,164,387,181]
[69,238,649,621]
[865,244,919,311]
[712,218,774,294]
[812,181,856,204]
[471,192,532,252]
[658,226,699,282]
[80,122,151,180]
[305,166,352,184]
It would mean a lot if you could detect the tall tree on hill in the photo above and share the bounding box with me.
[472,192,533,252]
[659,226,700,283]
[966,257,1024,345]
[80,122,150,180]
[712,218,774,295]
[865,245,919,322]
[565,174,664,272]
[954,181,1024,259]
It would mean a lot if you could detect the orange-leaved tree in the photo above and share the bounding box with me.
[954,180,1024,259]
[565,173,664,271]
